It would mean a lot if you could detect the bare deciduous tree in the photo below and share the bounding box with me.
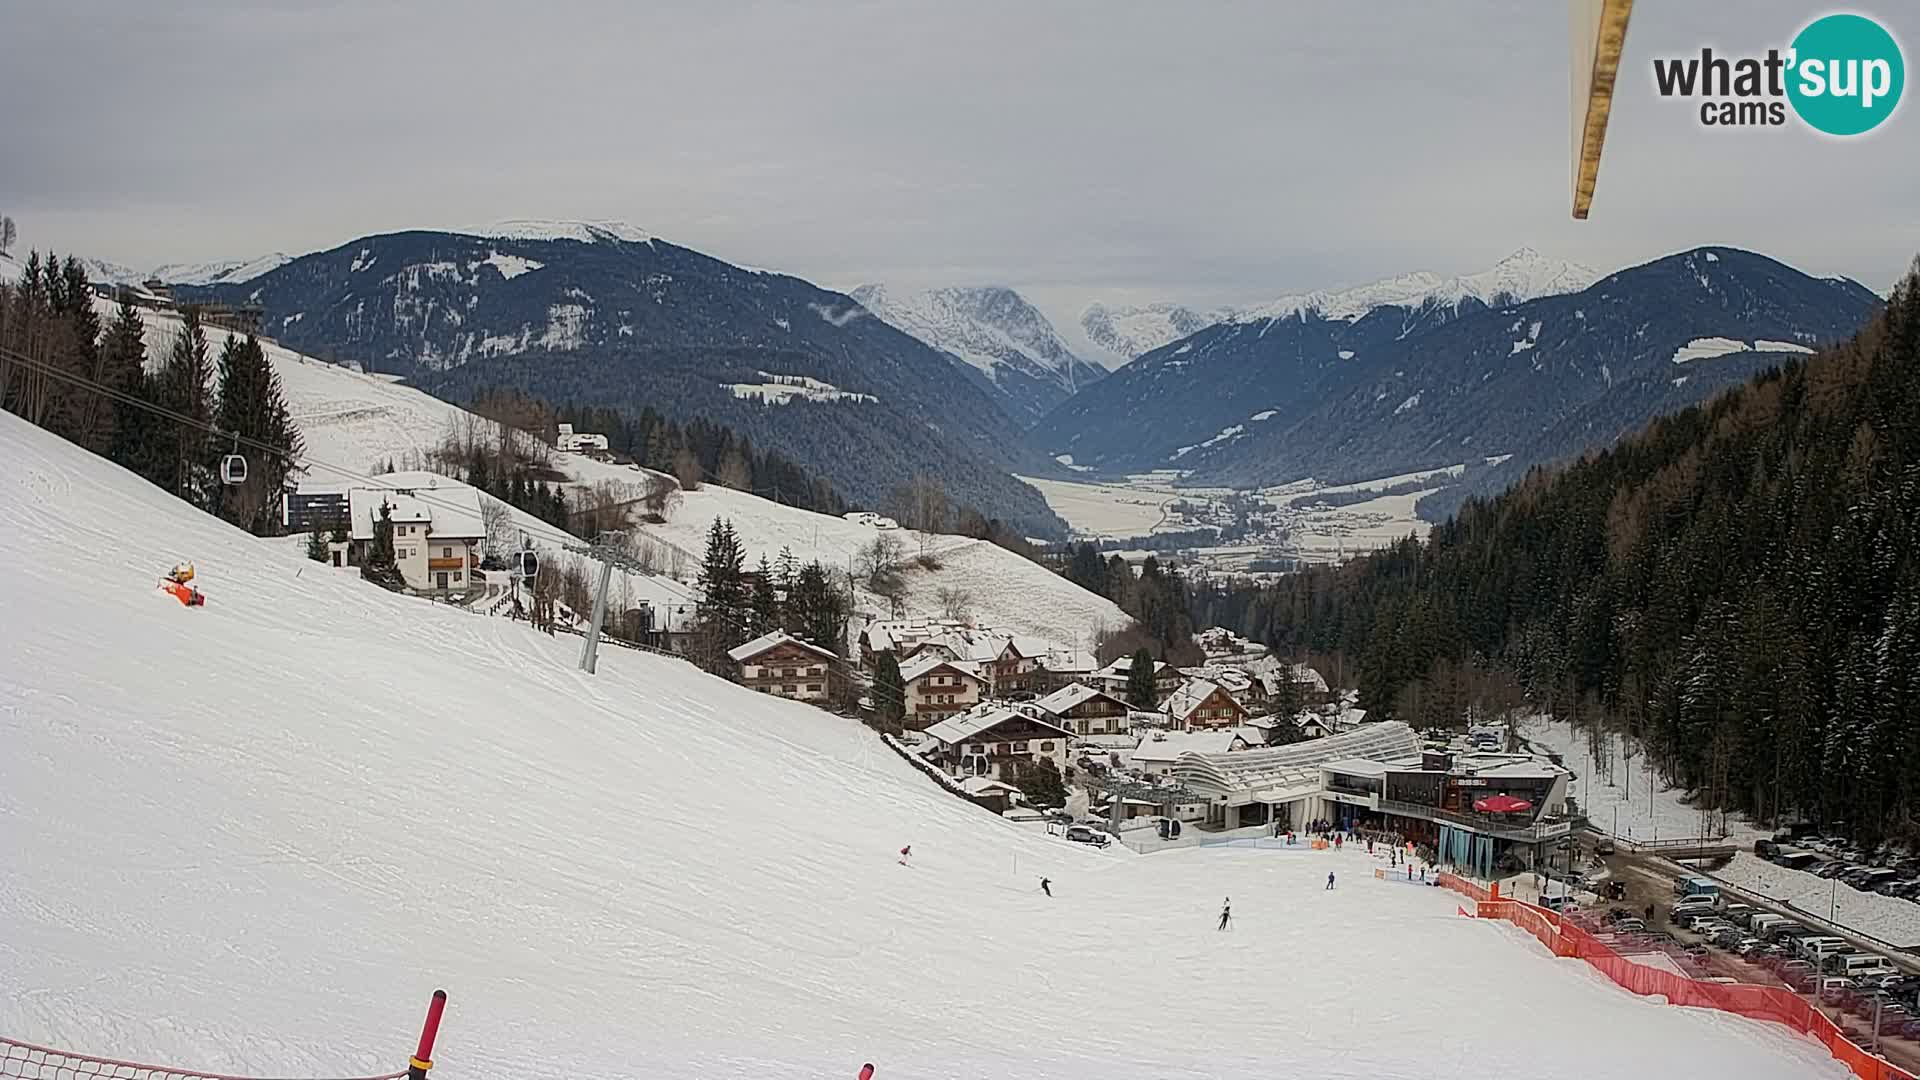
[0,216,15,256]
[936,585,972,622]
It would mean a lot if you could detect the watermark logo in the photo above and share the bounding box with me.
[1652,12,1904,135]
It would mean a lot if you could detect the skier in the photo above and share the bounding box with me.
[1040,877,1052,897]
[898,845,912,866]
[1218,897,1232,931]
[1326,871,1336,891]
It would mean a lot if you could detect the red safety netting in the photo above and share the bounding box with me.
[1,1037,408,1080]
[1444,891,1916,1080]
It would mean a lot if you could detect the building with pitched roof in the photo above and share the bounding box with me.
[920,705,1074,783]
[728,631,839,703]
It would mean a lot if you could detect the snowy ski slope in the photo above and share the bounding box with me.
[0,412,1850,1080]
[112,303,1122,646]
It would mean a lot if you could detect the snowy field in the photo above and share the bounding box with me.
[1016,474,1175,537]
[0,412,1852,1080]
[1019,472,1432,566]
[633,476,1132,648]
[1521,718,1767,845]
[1716,854,1920,948]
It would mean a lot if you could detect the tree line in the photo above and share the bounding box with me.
[688,516,852,680]
[1057,542,1203,665]
[0,251,299,536]
[1198,261,1920,843]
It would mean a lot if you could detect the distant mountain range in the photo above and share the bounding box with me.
[184,221,1068,537]
[849,284,1106,424]
[76,254,290,287]
[1044,247,1880,517]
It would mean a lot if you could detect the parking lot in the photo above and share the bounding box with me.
[1561,845,1920,1074]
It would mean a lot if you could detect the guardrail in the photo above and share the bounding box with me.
[1378,798,1575,843]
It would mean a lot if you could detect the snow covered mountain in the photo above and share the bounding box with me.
[183,221,1067,537]
[1079,300,1231,362]
[1231,248,1600,324]
[149,253,291,285]
[849,284,1106,424]
[0,406,1853,1080]
[1076,250,1598,363]
[1045,248,1880,502]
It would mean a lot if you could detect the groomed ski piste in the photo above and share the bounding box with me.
[0,410,1851,1080]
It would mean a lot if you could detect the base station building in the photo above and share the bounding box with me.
[1167,721,1574,877]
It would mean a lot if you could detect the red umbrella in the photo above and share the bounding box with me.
[1473,794,1534,814]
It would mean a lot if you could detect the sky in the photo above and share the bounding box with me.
[2,0,1915,358]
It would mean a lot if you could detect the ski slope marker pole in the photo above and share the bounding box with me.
[409,990,447,1080]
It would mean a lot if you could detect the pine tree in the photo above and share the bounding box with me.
[787,560,845,651]
[306,528,330,563]
[101,298,151,476]
[151,307,215,507]
[359,502,408,591]
[872,651,906,733]
[1014,757,1068,808]
[748,554,778,635]
[209,334,302,534]
[1126,648,1158,709]
[692,517,749,670]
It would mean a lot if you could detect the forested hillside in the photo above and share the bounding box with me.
[1197,261,1920,842]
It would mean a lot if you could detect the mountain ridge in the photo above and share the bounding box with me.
[849,283,1106,424]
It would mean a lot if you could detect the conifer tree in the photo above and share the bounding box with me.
[100,297,151,475]
[1125,647,1158,709]
[151,307,215,507]
[359,502,408,591]
[210,334,302,534]
[872,651,906,733]
[306,528,330,563]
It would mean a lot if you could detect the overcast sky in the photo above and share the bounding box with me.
[3,1,1914,353]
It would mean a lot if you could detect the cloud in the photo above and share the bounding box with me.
[1,0,1912,339]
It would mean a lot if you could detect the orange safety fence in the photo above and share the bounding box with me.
[1435,881,1915,1080]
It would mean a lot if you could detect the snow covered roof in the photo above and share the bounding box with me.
[330,473,486,542]
[1132,730,1244,764]
[1163,678,1240,723]
[727,630,836,665]
[959,776,1023,798]
[1034,683,1124,716]
[923,707,1071,747]
[899,652,985,685]
[1095,657,1172,679]
[1174,722,1422,797]
[1321,757,1391,778]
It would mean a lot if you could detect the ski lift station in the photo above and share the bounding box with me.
[1168,721,1574,876]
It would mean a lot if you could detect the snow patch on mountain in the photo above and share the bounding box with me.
[1671,336,1821,364]
[483,251,544,281]
[727,372,877,406]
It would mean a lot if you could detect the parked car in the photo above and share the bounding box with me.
[1063,824,1112,848]
[1816,861,1848,879]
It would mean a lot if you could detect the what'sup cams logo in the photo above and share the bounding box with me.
[1653,12,1904,135]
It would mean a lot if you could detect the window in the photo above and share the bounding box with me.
[1013,742,1028,752]
[1039,741,1054,751]
[783,685,796,694]
[442,547,452,558]
[453,571,462,582]
[806,684,822,692]
[758,686,771,693]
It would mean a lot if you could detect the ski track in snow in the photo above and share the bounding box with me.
[0,411,1855,1080]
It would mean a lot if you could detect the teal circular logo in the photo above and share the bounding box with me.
[1787,13,1904,135]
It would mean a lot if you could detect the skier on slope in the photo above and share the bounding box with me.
[1326,871,1336,891]
[1040,877,1051,897]
[898,845,911,866]
[1218,897,1232,931]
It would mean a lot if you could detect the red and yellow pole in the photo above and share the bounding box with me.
[408,990,448,1080]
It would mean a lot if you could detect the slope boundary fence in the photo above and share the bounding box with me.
[1434,877,1913,1080]
[3,991,448,1080]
